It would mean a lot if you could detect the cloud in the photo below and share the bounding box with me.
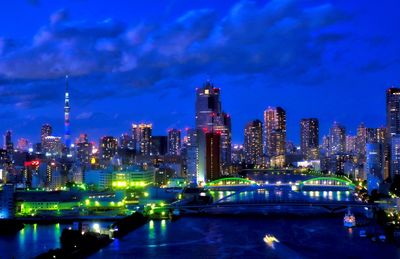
[0,0,355,110]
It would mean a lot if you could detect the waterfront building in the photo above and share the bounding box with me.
[84,170,113,190]
[112,166,155,188]
[184,128,198,182]
[365,143,384,194]
[244,120,263,165]
[264,107,286,165]
[300,118,319,160]
[0,184,15,219]
[195,81,229,184]
[205,132,221,181]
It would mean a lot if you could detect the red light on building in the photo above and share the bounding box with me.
[24,160,40,167]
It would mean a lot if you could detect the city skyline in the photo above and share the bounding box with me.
[0,0,399,144]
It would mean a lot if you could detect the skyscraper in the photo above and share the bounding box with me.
[132,123,152,156]
[3,130,13,155]
[214,112,232,166]
[244,120,263,165]
[329,122,346,155]
[168,129,181,155]
[184,128,198,182]
[195,81,221,130]
[386,88,400,137]
[300,118,319,160]
[195,81,229,184]
[264,107,286,157]
[64,76,71,149]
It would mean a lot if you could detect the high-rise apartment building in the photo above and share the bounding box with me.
[300,118,319,160]
[329,122,346,155]
[132,123,152,156]
[264,107,286,157]
[244,120,263,165]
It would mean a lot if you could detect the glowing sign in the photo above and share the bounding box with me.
[24,160,40,167]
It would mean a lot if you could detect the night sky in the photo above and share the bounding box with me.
[0,0,399,145]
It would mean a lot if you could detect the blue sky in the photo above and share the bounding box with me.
[0,0,399,145]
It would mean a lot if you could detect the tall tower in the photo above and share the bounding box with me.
[64,75,71,149]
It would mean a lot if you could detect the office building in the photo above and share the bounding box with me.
[100,136,118,161]
[132,123,152,156]
[329,122,346,155]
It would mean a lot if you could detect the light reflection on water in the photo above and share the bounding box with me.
[212,189,353,203]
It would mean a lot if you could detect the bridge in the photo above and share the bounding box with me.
[164,176,365,214]
[205,176,355,191]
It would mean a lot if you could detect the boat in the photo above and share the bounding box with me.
[343,208,356,227]
[379,235,386,242]
[359,230,367,237]
[263,234,279,248]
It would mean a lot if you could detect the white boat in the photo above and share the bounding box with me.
[263,234,279,249]
[344,208,356,227]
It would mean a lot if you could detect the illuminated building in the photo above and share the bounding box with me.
[0,184,15,219]
[195,81,221,130]
[391,135,400,177]
[366,143,384,194]
[100,136,118,161]
[168,129,181,155]
[151,136,167,156]
[386,88,400,137]
[329,122,346,155]
[45,160,58,188]
[214,112,232,167]
[205,132,221,181]
[43,136,63,156]
[132,123,152,156]
[64,75,71,149]
[195,81,229,183]
[264,107,286,158]
[244,120,263,165]
[231,144,245,164]
[195,81,221,184]
[112,167,154,188]
[346,135,356,154]
[300,118,319,160]
[77,141,93,167]
[184,128,198,182]
[119,133,135,150]
[41,124,52,148]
